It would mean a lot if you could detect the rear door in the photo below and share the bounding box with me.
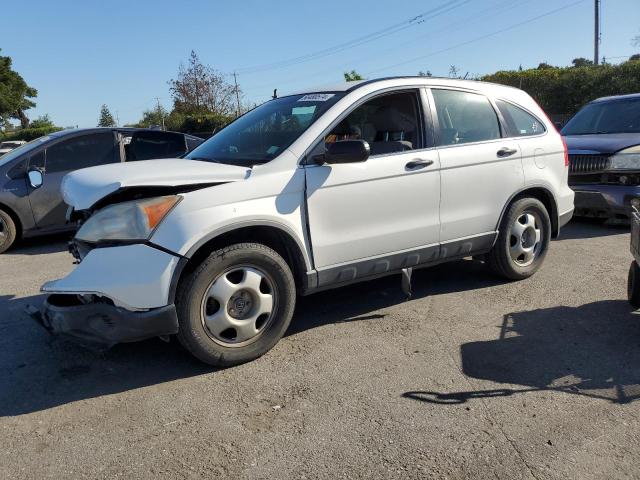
[28,131,117,228]
[124,131,188,161]
[430,88,524,248]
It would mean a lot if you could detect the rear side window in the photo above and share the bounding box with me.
[496,100,545,137]
[125,132,187,161]
[431,89,501,146]
[46,132,116,173]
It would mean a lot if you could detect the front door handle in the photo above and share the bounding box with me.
[497,147,518,158]
[406,158,434,170]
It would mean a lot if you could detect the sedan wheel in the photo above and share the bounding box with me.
[0,210,17,254]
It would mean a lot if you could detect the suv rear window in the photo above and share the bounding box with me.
[432,89,501,146]
[496,100,545,137]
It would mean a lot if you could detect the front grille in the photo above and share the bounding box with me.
[569,154,610,175]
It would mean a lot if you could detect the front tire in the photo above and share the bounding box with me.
[0,209,17,254]
[487,197,551,280]
[176,243,296,367]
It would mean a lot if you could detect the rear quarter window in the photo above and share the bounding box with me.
[496,100,546,137]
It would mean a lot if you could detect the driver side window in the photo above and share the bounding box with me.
[321,90,422,157]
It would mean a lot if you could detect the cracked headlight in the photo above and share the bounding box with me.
[609,145,640,170]
[76,195,181,243]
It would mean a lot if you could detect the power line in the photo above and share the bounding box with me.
[235,0,473,74]
[365,0,586,75]
[239,0,582,98]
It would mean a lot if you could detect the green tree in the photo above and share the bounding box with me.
[571,57,594,67]
[629,54,640,62]
[169,50,237,116]
[0,49,37,129]
[537,62,555,70]
[29,114,55,129]
[136,105,168,129]
[98,104,116,127]
[418,70,433,77]
[482,61,640,115]
[343,70,364,81]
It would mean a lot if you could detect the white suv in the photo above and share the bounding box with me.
[34,77,574,366]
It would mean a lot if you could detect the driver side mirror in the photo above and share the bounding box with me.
[322,140,370,164]
[28,169,43,189]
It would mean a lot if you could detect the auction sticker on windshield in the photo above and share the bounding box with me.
[298,94,335,102]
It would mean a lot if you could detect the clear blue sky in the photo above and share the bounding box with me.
[2,0,639,127]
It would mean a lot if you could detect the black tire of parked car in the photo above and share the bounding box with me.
[0,209,17,254]
[176,243,296,367]
[627,261,640,308]
[487,197,551,280]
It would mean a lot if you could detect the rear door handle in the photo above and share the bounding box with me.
[405,158,434,170]
[497,147,518,158]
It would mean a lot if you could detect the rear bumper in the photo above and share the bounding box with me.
[571,184,640,220]
[29,295,178,347]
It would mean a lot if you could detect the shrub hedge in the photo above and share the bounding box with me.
[481,61,640,115]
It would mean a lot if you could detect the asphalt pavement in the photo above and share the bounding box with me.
[1,221,639,479]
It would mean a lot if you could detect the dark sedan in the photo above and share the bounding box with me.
[0,128,203,253]
[562,93,640,222]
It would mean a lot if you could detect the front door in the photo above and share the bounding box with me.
[305,89,441,285]
[28,131,118,228]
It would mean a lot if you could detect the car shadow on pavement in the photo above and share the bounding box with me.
[0,259,504,417]
[557,219,629,241]
[6,233,71,256]
[288,258,509,335]
[403,300,640,405]
[0,294,212,417]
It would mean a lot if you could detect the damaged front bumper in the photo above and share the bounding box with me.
[29,296,178,347]
[33,243,182,347]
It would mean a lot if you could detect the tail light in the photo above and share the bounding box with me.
[561,136,569,167]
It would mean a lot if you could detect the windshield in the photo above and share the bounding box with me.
[0,136,52,165]
[562,98,640,135]
[184,93,343,166]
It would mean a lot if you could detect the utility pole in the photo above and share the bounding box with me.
[155,97,165,130]
[233,72,241,117]
[594,0,600,65]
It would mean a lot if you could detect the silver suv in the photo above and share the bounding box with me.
[34,77,575,366]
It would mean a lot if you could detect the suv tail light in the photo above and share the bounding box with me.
[561,136,569,167]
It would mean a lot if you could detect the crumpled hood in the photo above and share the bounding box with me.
[563,133,640,155]
[62,158,249,210]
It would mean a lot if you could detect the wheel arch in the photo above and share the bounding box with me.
[496,186,559,238]
[171,223,312,302]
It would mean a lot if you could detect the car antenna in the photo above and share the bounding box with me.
[272,89,278,99]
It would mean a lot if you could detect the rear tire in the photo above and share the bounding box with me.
[0,209,17,254]
[176,243,296,367]
[628,261,640,308]
[487,197,551,280]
